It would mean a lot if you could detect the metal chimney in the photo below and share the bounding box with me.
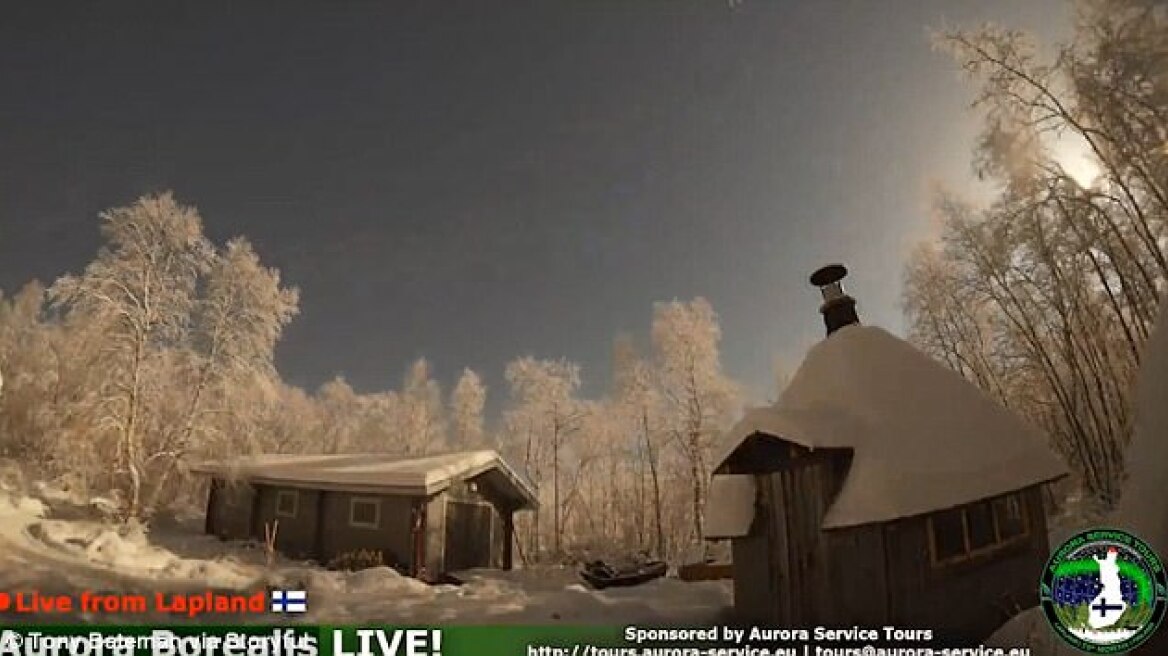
[810,264,860,336]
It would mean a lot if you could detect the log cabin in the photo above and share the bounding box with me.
[192,450,538,579]
[705,265,1068,643]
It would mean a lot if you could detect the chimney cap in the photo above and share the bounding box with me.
[810,264,848,288]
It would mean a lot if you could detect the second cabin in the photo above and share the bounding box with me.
[191,450,538,579]
[705,265,1068,642]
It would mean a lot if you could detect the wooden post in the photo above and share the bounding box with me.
[411,502,427,579]
[503,512,515,570]
[204,479,219,536]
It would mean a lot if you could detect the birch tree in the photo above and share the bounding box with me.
[400,358,446,454]
[48,193,214,519]
[317,376,363,454]
[0,283,59,464]
[651,298,740,548]
[906,0,1167,504]
[143,237,299,512]
[612,334,667,557]
[450,368,487,449]
[502,356,584,557]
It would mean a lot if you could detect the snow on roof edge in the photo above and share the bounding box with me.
[189,449,539,510]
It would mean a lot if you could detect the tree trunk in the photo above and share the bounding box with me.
[122,333,146,521]
[553,417,560,555]
[643,410,665,558]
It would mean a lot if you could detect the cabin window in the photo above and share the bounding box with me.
[993,496,1026,539]
[928,493,1030,567]
[349,498,381,529]
[966,501,997,550]
[930,508,967,562]
[275,490,298,518]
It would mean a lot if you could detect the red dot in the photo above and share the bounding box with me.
[0,592,10,611]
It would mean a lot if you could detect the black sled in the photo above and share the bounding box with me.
[579,559,667,589]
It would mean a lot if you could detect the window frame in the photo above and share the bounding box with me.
[348,497,382,529]
[927,492,1031,568]
[274,490,299,519]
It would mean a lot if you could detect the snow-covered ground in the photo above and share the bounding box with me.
[0,479,732,625]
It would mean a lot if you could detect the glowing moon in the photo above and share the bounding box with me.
[1049,133,1103,188]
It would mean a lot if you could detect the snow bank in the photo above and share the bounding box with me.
[705,475,755,539]
[28,518,257,589]
[342,566,434,595]
[0,490,46,522]
[0,459,28,494]
[985,607,1079,655]
[1113,292,1168,555]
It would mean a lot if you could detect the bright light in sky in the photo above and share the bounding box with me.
[1050,132,1103,188]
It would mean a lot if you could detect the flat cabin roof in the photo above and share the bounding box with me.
[190,449,538,510]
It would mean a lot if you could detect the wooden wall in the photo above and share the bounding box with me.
[423,493,447,576]
[744,453,842,626]
[439,475,513,573]
[727,446,1050,643]
[730,506,778,624]
[823,525,890,626]
[203,473,522,577]
[251,486,322,560]
[881,486,1050,642]
[206,478,256,541]
[318,492,415,568]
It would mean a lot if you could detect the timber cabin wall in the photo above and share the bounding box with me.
[251,485,322,560]
[204,468,525,577]
[442,476,510,571]
[881,485,1049,642]
[730,500,777,624]
[721,439,850,627]
[822,525,889,626]
[206,478,256,540]
[424,493,447,576]
[318,492,415,569]
[757,450,844,626]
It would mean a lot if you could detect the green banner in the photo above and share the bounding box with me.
[0,625,744,656]
[0,625,1038,656]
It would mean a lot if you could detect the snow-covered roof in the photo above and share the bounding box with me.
[190,450,538,510]
[710,324,1068,530]
[704,475,756,539]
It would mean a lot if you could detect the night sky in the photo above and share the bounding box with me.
[0,1,1068,405]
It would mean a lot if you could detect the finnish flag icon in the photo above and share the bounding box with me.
[270,590,308,613]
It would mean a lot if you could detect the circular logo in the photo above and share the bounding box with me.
[1040,528,1167,653]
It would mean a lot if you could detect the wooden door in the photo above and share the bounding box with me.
[444,501,493,572]
[766,455,835,625]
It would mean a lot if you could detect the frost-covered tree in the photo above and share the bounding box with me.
[0,283,59,463]
[42,193,300,518]
[399,358,446,455]
[450,368,487,449]
[652,298,740,547]
[906,0,1167,504]
[502,356,584,557]
[144,237,299,511]
[317,376,362,454]
[612,334,667,556]
[48,193,214,518]
[255,383,320,454]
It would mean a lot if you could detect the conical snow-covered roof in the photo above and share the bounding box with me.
[711,324,1067,530]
